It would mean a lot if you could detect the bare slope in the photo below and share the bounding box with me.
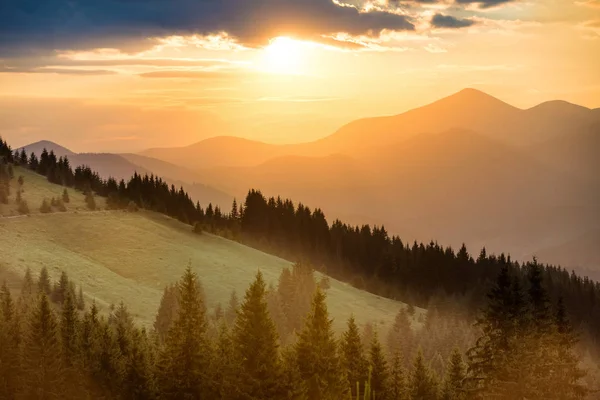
[0,168,415,330]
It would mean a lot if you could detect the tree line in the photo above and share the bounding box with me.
[0,259,587,399]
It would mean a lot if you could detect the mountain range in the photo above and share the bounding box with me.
[20,88,600,275]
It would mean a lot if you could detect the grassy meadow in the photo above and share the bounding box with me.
[0,167,421,332]
[0,166,107,216]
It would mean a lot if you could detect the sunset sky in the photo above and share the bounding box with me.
[1,0,599,152]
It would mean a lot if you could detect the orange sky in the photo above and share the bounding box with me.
[0,0,599,152]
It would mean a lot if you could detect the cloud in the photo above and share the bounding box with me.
[0,0,415,56]
[0,66,117,75]
[138,70,255,80]
[454,0,515,9]
[431,14,476,28]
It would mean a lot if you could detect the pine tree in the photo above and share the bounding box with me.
[51,270,70,304]
[21,294,65,399]
[111,302,134,357]
[387,307,413,362]
[409,349,438,400]
[233,270,283,399]
[0,281,21,398]
[124,328,157,400]
[225,290,239,326]
[442,348,466,400]
[60,289,79,367]
[466,265,527,397]
[40,198,52,213]
[21,267,34,299]
[153,284,179,344]
[158,266,212,398]
[95,317,126,396]
[341,315,368,397]
[266,282,290,344]
[76,286,85,310]
[369,331,390,400]
[389,351,408,400]
[295,287,347,400]
[38,266,52,295]
[212,322,240,399]
[281,347,307,400]
[549,297,587,399]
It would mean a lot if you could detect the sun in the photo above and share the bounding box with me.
[261,37,307,74]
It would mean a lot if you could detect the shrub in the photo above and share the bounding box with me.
[40,198,52,213]
[17,175,24,186]
[127,201,139,212]
[18,199,30,215]
[50,197,58,207]
[56,198,67,212]
[62,188,70,203]
[193,222,203,235]
[85,191,96,210]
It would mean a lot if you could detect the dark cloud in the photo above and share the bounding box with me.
[454,0,515,9]
[0,66,117,75]
[431,14,476,29]
[0,0,414,56]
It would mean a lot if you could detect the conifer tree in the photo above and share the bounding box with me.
[153,283,179,344]
[0,281,20,398]
[77,286,85,310]
[79,302,101,382]
[60,289,79,367]
[548,297,586,399]
[124,328,157,400]
[388,351,408,400]
[225,290,239,326]
[21,267,34,299]
[112,302,134,357]
[267,282,290,344]
[466,265,526,397]
[22,294,64,399]
[158,266,212,398]
[52,270,70,304]
[281,347,307,400]
[409,349,438,400]
[369,331,390,400]
[295,287,347,399]
[95,317,126,396]
[38,266,52,295]
[40,198,52,213]
[361,321,375,351]
[441,348,466,400]
[212,322,240,399]
[387,307,413,363]
[341,315,368,397]
[233,270,283,399]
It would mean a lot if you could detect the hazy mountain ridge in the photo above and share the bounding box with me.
[19,142,234,208]
[20,89,600,272]
[135,89,599,272]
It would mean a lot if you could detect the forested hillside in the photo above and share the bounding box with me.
[1,136,600,398]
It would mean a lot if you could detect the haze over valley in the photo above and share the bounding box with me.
[19,89,599,276]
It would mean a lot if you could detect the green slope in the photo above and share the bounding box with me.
[0,167,418,331]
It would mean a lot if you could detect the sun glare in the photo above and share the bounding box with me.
[261,37,307,75]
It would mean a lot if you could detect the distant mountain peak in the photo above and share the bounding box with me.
[527,100,591,113]
[437,88,517,110]
[19,140,76,157]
